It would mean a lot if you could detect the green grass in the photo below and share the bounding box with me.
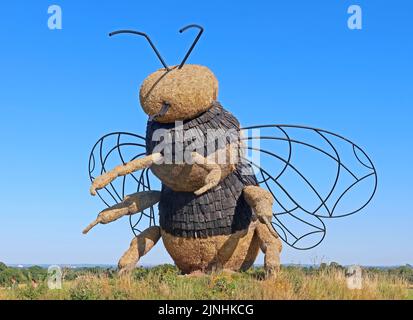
[0,265,410,300]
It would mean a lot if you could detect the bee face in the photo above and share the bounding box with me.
[140,64,218,123]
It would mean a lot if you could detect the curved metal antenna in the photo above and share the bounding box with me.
[178,24,204,69]
[109,30,170,71]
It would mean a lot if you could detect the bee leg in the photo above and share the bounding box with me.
[118,226,161,274]
[90,153,163,196]
[243,186,278,238]
[191,152,222,196]
[243,186,282,278]
[82,191,161,234]
[255,223,282,278]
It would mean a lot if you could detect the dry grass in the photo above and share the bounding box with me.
[0,266,410,300]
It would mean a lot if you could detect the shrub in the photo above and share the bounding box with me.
[69,276,103,300]
[16,283,47,300]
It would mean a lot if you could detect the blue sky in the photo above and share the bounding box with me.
[0,0,412,266]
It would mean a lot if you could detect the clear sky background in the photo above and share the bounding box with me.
[0,0,412,266]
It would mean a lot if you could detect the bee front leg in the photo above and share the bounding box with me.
[83,191,161,234]
[90,153,163,196]
[118,226,161,274]
[190,152,222,196]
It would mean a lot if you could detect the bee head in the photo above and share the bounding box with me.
[110,25,218,123]
[140,64,218,123]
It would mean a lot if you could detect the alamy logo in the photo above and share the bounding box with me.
[149,123,261,176]
[346,265,363,290]
[347,5,362,30]
[47,265,63,289]
[48,5,62,30]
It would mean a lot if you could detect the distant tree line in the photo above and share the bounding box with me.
[0,262,47,286]
[0,262,118,287]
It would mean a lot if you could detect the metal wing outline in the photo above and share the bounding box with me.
[239,124,378,250]
[88,132,159,236]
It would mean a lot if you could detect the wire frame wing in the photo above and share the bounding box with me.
[239,124,377,250]
[88,132,159,236]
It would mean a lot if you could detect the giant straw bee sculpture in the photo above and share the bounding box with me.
[84,25,377,277]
